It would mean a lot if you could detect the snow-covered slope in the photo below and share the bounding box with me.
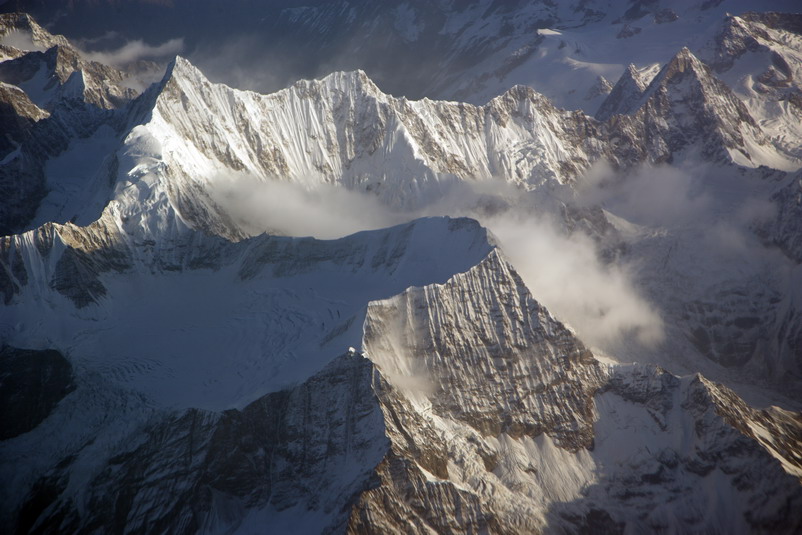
[1,215,493,409]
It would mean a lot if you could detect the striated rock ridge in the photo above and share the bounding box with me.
[103,52,799,242]
[0,16,142,235]
[0,81,48,151]
[0,216,499,411]
[0,13,70,53]
[0,214,492,310]
[4,43,798,237]
[11,352,386,534]
[62,51,787,254]
[363,249,605,451]
[703,12,802,80]
[554,365,802,533]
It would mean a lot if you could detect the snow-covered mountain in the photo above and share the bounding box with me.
[2,8,802,535]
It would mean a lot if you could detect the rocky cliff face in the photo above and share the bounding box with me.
[10,352,386,534]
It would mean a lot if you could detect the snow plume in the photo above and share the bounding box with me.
[80,37,184,68]
[209,174,403,240]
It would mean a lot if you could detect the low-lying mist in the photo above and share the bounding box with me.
[211,175,406,239]
[209,169,668,354]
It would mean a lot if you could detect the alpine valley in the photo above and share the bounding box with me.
[1,1,802,533]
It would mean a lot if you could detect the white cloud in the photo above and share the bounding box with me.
[0,30,46,52]
[209,174,403,240]
[575,161,710,227]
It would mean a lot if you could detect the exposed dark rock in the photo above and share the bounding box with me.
[0,346,74,440]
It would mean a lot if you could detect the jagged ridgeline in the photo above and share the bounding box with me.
[1,7,802,535]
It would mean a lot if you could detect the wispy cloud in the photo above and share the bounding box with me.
[485,211,665,348]
[80,37,184,68]
[574,161,711,227]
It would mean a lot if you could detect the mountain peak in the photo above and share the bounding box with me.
[595,63,657,121]
[291,69,383,99]
[650,47,710,89]
[0,12,37,33]
[624,63,642,81]
[161,55,203,85]
[639,47,718,103]
[150,54,217,114]
[629,46,785,167]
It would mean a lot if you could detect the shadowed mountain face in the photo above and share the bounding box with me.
[1,5,802,534]
[0,346,74,440]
